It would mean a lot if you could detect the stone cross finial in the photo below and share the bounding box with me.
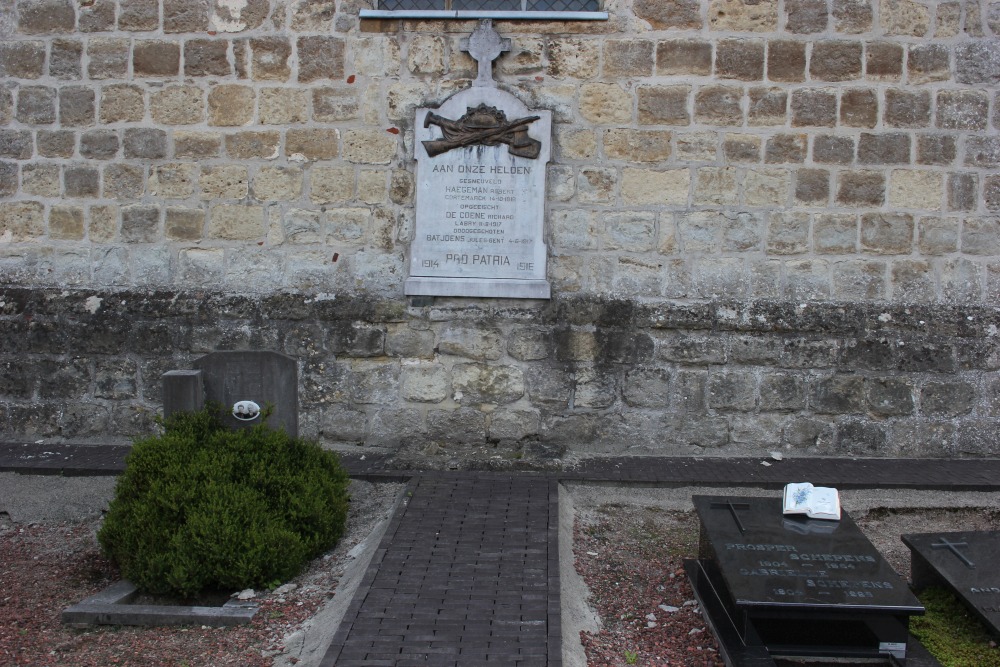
[460,19,511,88]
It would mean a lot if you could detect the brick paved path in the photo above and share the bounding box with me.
[320,474,560,667]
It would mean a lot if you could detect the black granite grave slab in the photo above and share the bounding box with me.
[193,351,298,437]
[903,530,1000,639]
[686,495,924,666]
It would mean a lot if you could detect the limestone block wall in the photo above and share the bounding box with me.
[0,0,998,459]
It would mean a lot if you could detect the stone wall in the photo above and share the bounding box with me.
[1,0,998,459]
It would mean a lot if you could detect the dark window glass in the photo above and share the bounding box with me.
[379,0,446,9]
[454,0,520,9]
[527,0,599,8]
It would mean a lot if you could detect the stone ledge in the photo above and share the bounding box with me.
[62,580,258,628]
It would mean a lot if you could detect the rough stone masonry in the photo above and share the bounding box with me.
[0,0,999,462]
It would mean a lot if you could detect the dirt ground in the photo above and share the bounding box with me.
[4,474,1000,666]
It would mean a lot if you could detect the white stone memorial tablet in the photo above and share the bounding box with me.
[405,21,551,300]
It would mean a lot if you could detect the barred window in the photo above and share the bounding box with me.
[362,0,605,19]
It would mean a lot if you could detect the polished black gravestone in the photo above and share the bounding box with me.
[903,530,1000,639]
[685,495,924,666]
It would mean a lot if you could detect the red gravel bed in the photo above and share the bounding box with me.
[0,514,354,666]
[574,505,725,667]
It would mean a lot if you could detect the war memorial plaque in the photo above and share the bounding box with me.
[685,496,924,665]
[405,21,551,300]
[903,530,1000,639]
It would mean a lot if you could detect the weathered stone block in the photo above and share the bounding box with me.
[149,163,196,198]
[0,41,45,78]
[48,205,84,240]
[811,40,862,80]
[694,167,738,205]
[311,87,358,122]
[79,0,115,32]
[861,212,913,254]
[604,39,654,77]
[102,164,144,200]
[0,163,17,198]
[637,85,689,125]
[785,0,829,32]
[134,41,180,77]
[884,89,930,128]
[636,0,701,28]
[225,131,280,160]
[833,0,873,32]
[889,170,942,211]
[963,136,1000,169]
[838,87,877,128]
[0,130,32,160]
[175,132,222,159]
[811,374,864,413]
[309,166,353,204]
[165,207,205,241]
[80,130,119,160]
[452,363,523,405]
[865,41,903,80]
[249,37,291,81]
[151,86,204,125]
[123,128,167,159]
[858,132,910,164]
[767,211,810,253]
[723,134,761,162]
[258,88,309,125]
[0,201,44,240]
[764,41,809,85]
[881,0,930,36]
[185,39,231,77]
[438,325,503,361]
[764,134,807,163]
[100,84,144,123]
[962,216,1000,255]
[121,205,160,243]
[785,259,831,300]
[908,44,951,84]
[833,259,886,300]
[119,0,159,31]
[21,163,59,197]
[208,204,264,240]
[16,86,56,125]
[694,85,743,125]
[656,39,712,76]
[208,85,254,126]
[936,90,989,130]
[921,381,976,417]
[164,0,209,33]
[49,39,83,80]
[88,39,129,79]
[812,134,854,164]
[946,174,977,213]
[406,35,445,76]
[65,164,100,198]
[603,129,671,163]
[17,0,75,34]
[341,129,396,165]
[795,168,830,204]
[579,83,632,124]
[252,166,302,201]
[890,259,935,301]
[710,0,779,31]
[708,370,756,411]
[748,87,787,126]
[716,38,764,80]
[814,213,858,253]
[837,419,887,455]
[760,372,806,410]
[791,88,837,127]
[286,129,339,161]
[920,207,965,256]
[955,41,1000,85]
[917,134,956,166]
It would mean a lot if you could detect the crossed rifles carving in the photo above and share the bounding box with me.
[422,104,541,160]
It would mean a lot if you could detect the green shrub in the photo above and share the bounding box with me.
[98,406,350,598]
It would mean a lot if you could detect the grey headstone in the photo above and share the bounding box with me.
[162,369,205,419]
[193,351,298,437]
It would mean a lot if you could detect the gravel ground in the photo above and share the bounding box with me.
[0,477,403,667]
[6,475,1000,666]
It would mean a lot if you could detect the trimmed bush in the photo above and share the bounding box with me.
[98,407,350,598]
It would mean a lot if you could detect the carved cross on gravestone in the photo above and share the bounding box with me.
[710,500,751,535]
[931,537,976,568]
[461,19,511,88]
